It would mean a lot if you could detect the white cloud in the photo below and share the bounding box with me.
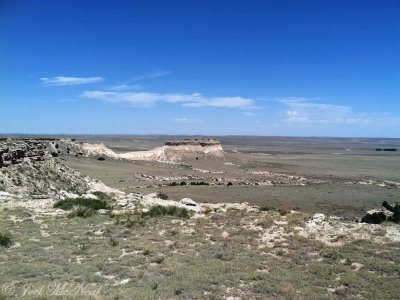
[276,97,370,124]
[243,112,256,117]
[107,84,142,91]
[40,76,104,86]
[81,91,158,106]
[82,90,257,109]
[285,110,299,117]
[171,118,200,124]
[105,69,170,91]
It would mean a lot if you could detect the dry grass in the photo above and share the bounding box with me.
[0,207,399,299]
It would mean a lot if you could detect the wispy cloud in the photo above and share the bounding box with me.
[132,69,171,81]
[277,97,369,124]
[107,84,142,91]
[105,69,170,91]
[40,76,104,86]
[171,118,200,124]
[82,90,257,109]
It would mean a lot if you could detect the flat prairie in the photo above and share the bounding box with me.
[59,135,400,219]
[1,135,400,299]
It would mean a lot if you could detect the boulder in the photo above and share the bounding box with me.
[180,198,197,207]
[311,213,326,223]
[0,191,14,203]
[59,190,80,199]
[82,193,98,200]
[361,210,387,224]
[361,202,400,224]
[216,207,227,213]
[382,201,400,223]
[116,199,128,207]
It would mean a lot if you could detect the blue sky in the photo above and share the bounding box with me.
[1,0,399,137]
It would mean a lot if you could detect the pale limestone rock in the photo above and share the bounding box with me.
[180,198,197,207]
[82,193,98,200]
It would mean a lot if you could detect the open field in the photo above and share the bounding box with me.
[53,135,400,219]
[1,135,399,299]
[1,205,400,299]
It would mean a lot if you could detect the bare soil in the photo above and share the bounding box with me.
[58,135,400,219]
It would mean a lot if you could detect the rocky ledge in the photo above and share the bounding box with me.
[165,138,221,147]
[0,139,49,168]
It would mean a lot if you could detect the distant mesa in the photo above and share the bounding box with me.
[0,137,225,164]
[0,137,225,167]
[86,137,225,162]
[159,138,224,161]
[165,138,221,147]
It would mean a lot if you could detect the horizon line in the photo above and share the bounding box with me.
[1,133,400,139]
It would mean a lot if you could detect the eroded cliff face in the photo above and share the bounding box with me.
[0,137,225,193]
[0,138,89,194]
[0,158,90,194]
[0,139,48,168]
[164,138,221,147]
[162,143,224,161]
[159,139,224,161]
[48,138,225,162]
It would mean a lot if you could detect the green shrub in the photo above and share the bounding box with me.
[142,205,192,219]
[51,152,58,157]
[157,192,168,200]
[151,255,165,264]
[168,181,187,186]
[174,289,183,295]
[125,215,145,227]
[109,237,119,246]
[190,181,209,186]
[227,182,233,186]
[67,206,95,218]
[54,197,111,211]
[92,191,112,201]
[0,232,13,248]
[278,209,289,216]
[259,206,274,211]
[276,249,285,256]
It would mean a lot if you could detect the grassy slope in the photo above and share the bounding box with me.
[1,207,399,299]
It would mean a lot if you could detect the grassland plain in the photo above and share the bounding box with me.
[1,206,399,299]
[1,135,399,299]
[58,135,400,219]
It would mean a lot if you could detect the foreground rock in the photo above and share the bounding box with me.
[0,158,89,195]
[361,201,400,224]
[0,139,48,167]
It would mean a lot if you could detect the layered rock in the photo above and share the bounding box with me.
[0,139,48,168]
[0,158,90,195]
[52,138,225,162]
[165,138,220,147]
